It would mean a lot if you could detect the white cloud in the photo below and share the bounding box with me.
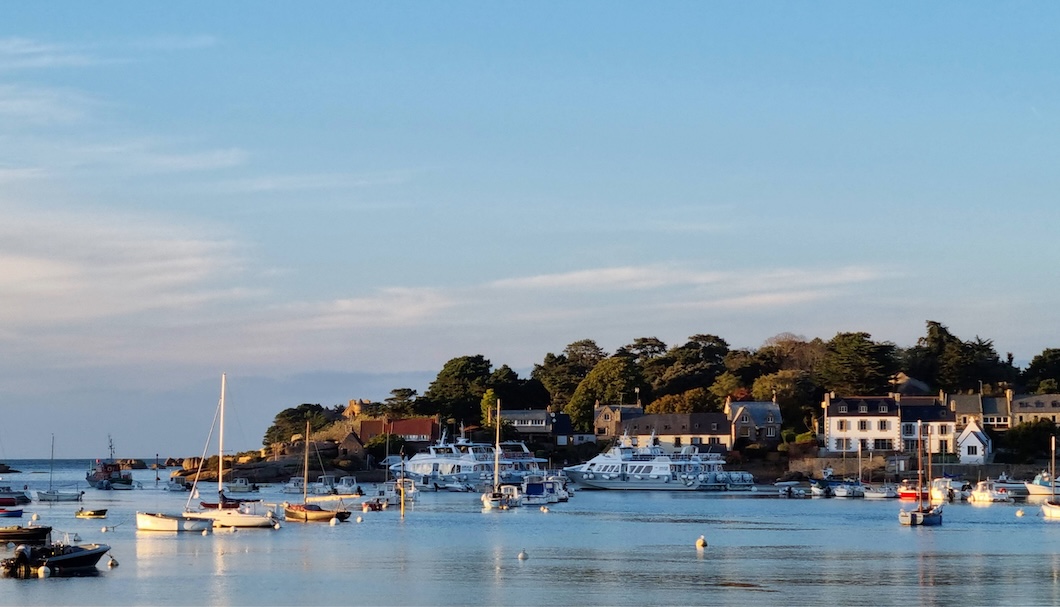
[0,37,98,71]
[0,84,98,124]
[131,35,219,51]
[490,265,727,291]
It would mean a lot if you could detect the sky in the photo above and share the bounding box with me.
[2,3,1059,460]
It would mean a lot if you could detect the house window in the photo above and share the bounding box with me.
[838,405,848,413]
[674,437,682,447]
[858,420,869,431]
[596,427,606,435]
[968,445,978,456]
[711,423,718,431]
[962,416,968,424]
[939,426,949,435]
[859,405,868,413]
[766,427,776,438]
[603,414,611,421]
[879,405,887,413]
[741,414,749,423]
[708,437,720,445]
[837,420,848,431]
[691,437,702,445]
[740,427,751,437]
[767,415,775,423]
[873,439,893,450]
[877,420,888,431]
[903,424,915,436]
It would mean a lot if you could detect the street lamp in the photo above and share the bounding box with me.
[635,387,640,407]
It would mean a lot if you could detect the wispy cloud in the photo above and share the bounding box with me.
[490,265,727,291]
[0,37,98,71]
[131,35,219,52]
[222,171,411,193]
[0,84,99,124]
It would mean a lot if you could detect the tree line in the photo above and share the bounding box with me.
[263,320,1060,447]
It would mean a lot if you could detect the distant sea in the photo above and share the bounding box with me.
[2,460,1060,606]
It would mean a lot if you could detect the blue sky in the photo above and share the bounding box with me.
[3,3,1059,459]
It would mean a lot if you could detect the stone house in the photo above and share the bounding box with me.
[724,397,783,448]
[620,412,732,452]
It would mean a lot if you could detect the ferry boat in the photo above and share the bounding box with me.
[392,432,543,490]
[562,432,751,491]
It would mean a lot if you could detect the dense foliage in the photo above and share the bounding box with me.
[264,320,1055,444]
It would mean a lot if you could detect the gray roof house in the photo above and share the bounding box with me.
[1010,393,1060,427]
[621,412,732,452]
[724,398,783,448]
[956,419,991,465]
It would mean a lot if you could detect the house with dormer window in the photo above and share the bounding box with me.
[724,398,783,449]
[620,413,732,452]
[820,393,900,453]
[1010,393,1060,427]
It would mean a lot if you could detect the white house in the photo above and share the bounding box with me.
[956,419,991,465]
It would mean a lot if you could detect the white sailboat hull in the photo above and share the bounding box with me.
[136,512,212,532]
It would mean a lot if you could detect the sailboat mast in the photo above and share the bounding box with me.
[219,373,226,495]
[1052,435,1056,496]
[303,420,310,503]
[493,399,501,492]
[50,433,55,490]
[917,420,923,510]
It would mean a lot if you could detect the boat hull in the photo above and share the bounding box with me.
[183,509,279,528]
[1,542,110,578]
[899,506,943,526]
[135,512,212,532]
[283,503,351,523]
[0,525,51,545]
[564,469,700,491]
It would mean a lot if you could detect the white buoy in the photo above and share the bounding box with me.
[31,513,40,522]
[1016,509,1025,517]
[108,556,119,568]
[540,506,549,513]
[101,526,108,533]
[355,516,363,523]
[273,522,281,529]
[517,549,528,560]
[329,517,338,526]
[696,535,707,549]
[38,566,51,578]
[202,528,209,536]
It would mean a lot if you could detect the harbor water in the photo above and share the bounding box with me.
[3,459,1060,606]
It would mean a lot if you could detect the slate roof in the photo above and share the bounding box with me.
[899,404,955,423]
[730,401,782,427]
[622,412,731,436]
[824,396,899,416]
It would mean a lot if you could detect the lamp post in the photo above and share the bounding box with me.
[635,387,640,407]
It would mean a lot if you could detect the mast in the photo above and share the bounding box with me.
[303,420,310,504]
[916,420,923,510]
[218,373,226,495]
[493,399,501,493]
[1052,435,1056,498]
[49,434,55,491]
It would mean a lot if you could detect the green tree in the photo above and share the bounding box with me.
[384,388,418,417]
[532,341,606,411]
[651,334,730,398]
[645,387,713,414]
[1001,419,1057,462]
[708,371,744,404]
[565,356,645,431]
[817,332,899,395]
[262,403,330,447]
[420,355,493,426]
[480,389,500,427]
[363,433,407,462]
[752,370,821,432]
[1024,349,1060,394]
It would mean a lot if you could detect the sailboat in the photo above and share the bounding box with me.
[899,420,943,526]
[182,373,279,529]
[35,435,83,503]
[283,421,351,523]
[481,400,518,510]
[1040,437,1060,519]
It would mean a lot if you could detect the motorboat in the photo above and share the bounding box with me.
[832,482,864,498]
[0,507,22,518]
[930,478,971,502]
[897,479,930,501]
[993,472,1029,496]
[224,477,259,493]
[135,512,212,532]
[75,508,108,519]
[35,489,84,503]
[1025,470,1059,496]
[333,476,364,497]
[280,477,306,494]
[968,479,1014,503]
[1,540,110,578]
[0,486,31,504]
[0,525,52,545]
[862,484,899,499]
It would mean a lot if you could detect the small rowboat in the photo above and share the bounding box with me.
[75,508,108,519]
[0,508,23,518]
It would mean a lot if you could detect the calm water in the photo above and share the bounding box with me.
[3,459,1060,606]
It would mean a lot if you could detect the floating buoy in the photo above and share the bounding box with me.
[202,528,209,536]
[273,522,281,530]
[1016,509,1025,517]
[31,513,39,522]
[517,549,528,560]
[355,516,363,523]
[329,517,338,526]
[695,535,707,549]
[101,526,108,533]
[38,566,51,578]
[108,556,119,568]
[540,506,549,513]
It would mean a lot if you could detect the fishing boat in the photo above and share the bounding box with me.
[0,485,31,504]
[36,434,84,503]
[968,479,1014,503]
[0,525,52,545]
[1,540,110,578]
[75,508,108,519]
[283,421,350,523]
[1040,437,1060,519]
[182,373,279,529]
[224,477,259,493]
[86,435,134,489]
[1025,468,1060,496]
[899,420,943,526]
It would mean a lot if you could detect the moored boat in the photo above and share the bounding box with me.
[1,541,110,578]
[899,420,942,527]
[75,508,108,519]
[282,421,350,523]
[0,508,22,518]
[135,511,212,532]
[86,435,134,489]
[563,432,719,491]
[968,479,1013,503]
[0,525,52,545]
[0,486,31,505]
